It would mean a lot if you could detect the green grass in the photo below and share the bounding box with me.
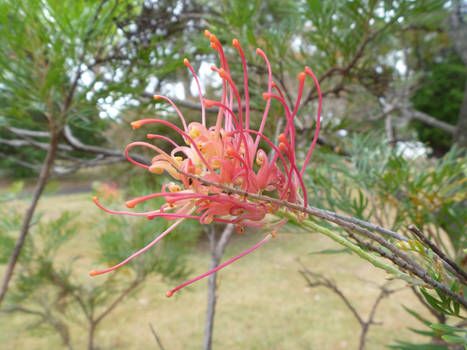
[0,192,431,349]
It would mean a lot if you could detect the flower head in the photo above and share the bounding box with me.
[91,31,322,297]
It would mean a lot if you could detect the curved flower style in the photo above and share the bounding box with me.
[91,31,322,297]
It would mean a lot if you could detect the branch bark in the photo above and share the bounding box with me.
[87,278,142,350]
[298,259,398,350]
[0,128,60,306]
[204,224,235,350]
[399,107,457,135]
[408,225,467,284]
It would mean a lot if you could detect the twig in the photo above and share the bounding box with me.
[0,151,41,171]
[347,231,415,276]
[149,322,166,350]
[345,231,467,309]
[298,259,399,350]
[93,278,141,325]
[408,225,467,284]
[399,107,456,134]
[301,220,422,286]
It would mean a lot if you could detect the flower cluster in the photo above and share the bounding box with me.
[91,31,322,297]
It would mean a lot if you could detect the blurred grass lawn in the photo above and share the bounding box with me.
[0,192,430,349]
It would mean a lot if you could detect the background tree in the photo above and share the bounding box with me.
[0,0,208,305]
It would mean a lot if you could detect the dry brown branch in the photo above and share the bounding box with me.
[298,258,401,350]
[149,322,166,350]
[408,225,467,284]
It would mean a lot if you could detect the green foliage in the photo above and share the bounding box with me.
[0,0,120,175]
[411,50,467,155]
[419,286,462,318]
[308,133,466,258]
[10,211,78,304]
[387,342,455,350]
[388,307,467,350]
[431,324,467,347]
[0,213,19,264]
[0,181,26,263]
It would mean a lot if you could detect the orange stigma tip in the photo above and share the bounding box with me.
[298,72,306,81]
[153,95,161,100]
[130,120,141,129]
[183,58,190,66]
[232,38,239,47]
[125,201,135,208]
[92,196,98,202]
[204,29,211,38]
[271,81,277,88]
[218,69,228,79]
[204,99,214,108]
[256,48,262,55]
[305,66,312,74]
[89,270,99,277]
[262,92,270,100]
[210,42,216,50]
[166,291,173,298]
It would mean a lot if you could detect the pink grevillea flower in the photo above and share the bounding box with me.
[91,30,322,298]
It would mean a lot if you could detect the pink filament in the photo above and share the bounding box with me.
[184,60,206,126]
[124,141,175,170]
[154,95,189,133]
[93,197,161,217]
[301,67,322,176]
[233,39,250,129]
[253,48,273,153]
[166,234,272,297]
[146,134,180,148]
[262,92,296,163]
[90,218,184,276]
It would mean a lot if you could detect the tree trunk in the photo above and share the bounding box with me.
[203,224,235,350]
[455,77,467,149]
[0,130,60,306]
[204,252,221,350]
[385,114,395,146]
[88,323,95,350]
